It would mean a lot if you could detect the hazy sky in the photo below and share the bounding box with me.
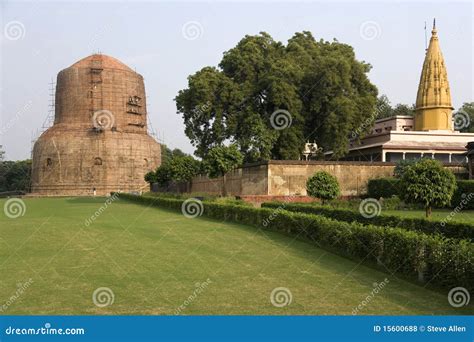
[1,0,473,160]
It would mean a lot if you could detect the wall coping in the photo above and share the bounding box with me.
[240,160,465,168]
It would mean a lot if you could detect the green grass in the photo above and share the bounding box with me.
[0,197,469,315]
[383,209,474,223]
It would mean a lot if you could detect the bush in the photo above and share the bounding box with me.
[306,171,340,203]
[367,178,400,199]
[451,180,474,210]
[261,202,474,241]
[117,193,473,292]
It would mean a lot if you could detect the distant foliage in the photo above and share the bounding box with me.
[399,159,456,217]
[0,159,32,192]
[306,171,340,203]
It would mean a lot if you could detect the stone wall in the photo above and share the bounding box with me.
[188,160,467,197]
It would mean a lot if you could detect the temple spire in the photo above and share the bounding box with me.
[414,19,453,131]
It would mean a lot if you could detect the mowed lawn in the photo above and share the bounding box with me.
[0,197,467,315]
[384,208,474,223]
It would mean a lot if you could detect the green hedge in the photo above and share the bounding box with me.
[451,180,474,210]
[262,202,474,241]
[368,178,474,210]
[117,193,473,292]
[367,178,400,198]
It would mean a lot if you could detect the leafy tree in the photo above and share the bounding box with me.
[306,171,340,204]
[167,156,201,183]
[176,31,378,162]
[393,159,418,178]
[399,159,456,218]
[161,145,187,165]
[0,159,32,192]
[375,95,415,120]
[457,102,474,133]
[203,144,243,196]
[203,144,243,178]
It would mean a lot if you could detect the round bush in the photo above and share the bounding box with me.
[306,171,340,203]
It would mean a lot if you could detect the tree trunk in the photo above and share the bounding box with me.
[222,174,227,197]
[425,206,432,218]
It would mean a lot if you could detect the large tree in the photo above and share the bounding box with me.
[176,31,378,162]
[457,102,474,133]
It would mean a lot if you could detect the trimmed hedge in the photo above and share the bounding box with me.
[262,202,474,241]
[117,193,474,292]
[451,180,474,210]
[367,178,400,198]
[368,178,474,210]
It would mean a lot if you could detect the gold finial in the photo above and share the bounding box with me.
[432,18,437,35]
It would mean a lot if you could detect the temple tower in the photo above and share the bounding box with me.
[414,20,454,131]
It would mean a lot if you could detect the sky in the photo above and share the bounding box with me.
[0,0,473,160]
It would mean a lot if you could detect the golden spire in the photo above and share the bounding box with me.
[414,19,454,131]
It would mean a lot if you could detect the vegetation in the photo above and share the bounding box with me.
[145,147,201,187]
[399,159,457,218]
[120,193,473,294]
[457,102,474,133]
[0,158,32,193]
[375,94,415,120]
[176,31,378,162]
[1,197,465,314]
[306,171,340,203]
[261,202,474,241]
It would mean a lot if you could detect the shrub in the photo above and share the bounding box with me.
[400,159,457,217]
[367,178,400,199]
[306,171,340,203]
[117,193,474,292]
[261,202,474,241]
[451,180,474,210]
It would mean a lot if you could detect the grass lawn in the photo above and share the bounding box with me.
[0,197,469,315]
[383,208,474,223]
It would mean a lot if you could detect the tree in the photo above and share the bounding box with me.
[306,171,340,204]
[457,102,474,133]
[399,159,456,218]
[375,95,415,120]
[0,159,32,192]
[393,159,417,178]
[203,144,243,196]
[176,31,378,162]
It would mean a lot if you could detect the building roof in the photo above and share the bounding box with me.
[69,54,134,72]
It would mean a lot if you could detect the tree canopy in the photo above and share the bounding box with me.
[399,159,456,218]
[203,144,243,179]
[176,31,378,162]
